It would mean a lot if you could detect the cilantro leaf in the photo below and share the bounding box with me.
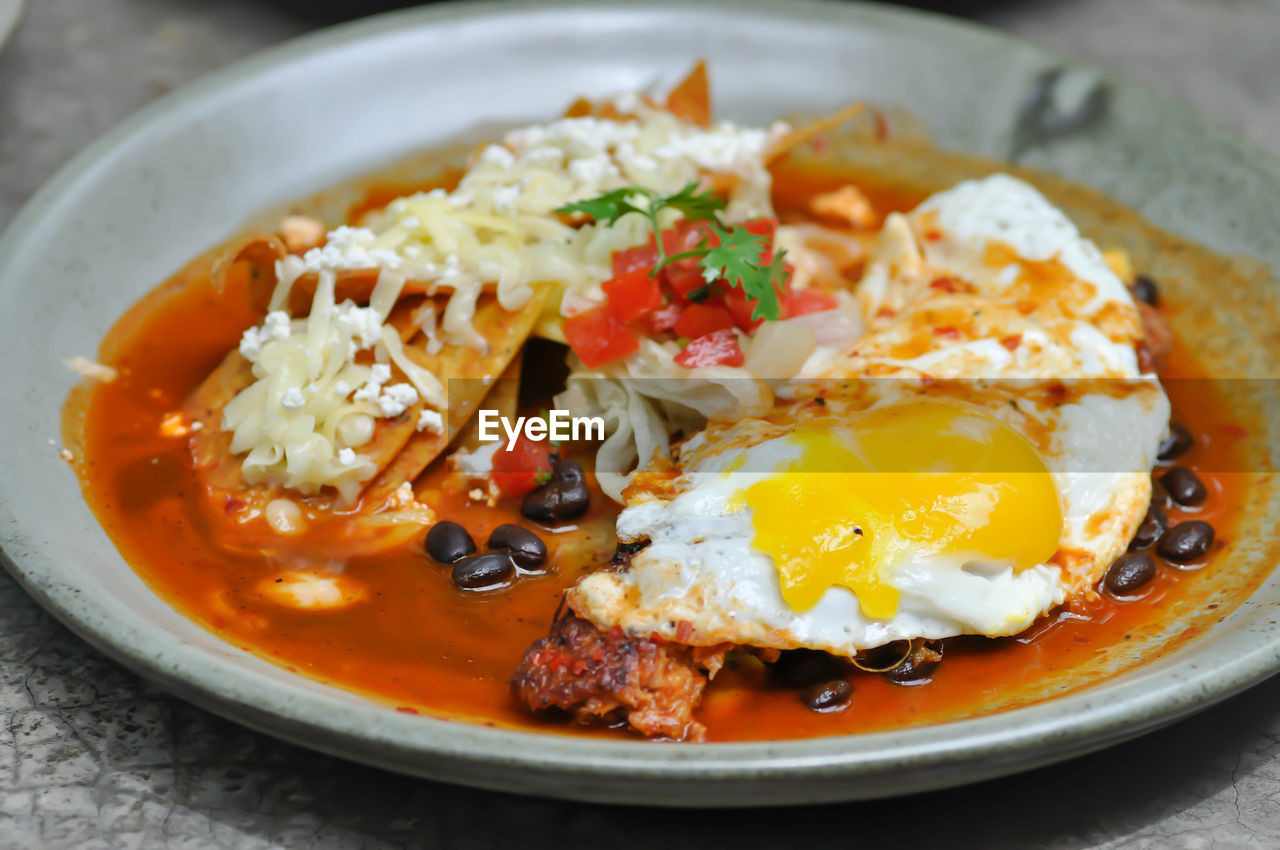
[556,187,655,226]
[700,223,785,320]
[558,182,786,322]
[656,182,727,224]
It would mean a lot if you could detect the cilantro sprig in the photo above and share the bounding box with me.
[557,182,788,321]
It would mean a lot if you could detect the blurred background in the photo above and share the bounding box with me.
[2,0,1278,222]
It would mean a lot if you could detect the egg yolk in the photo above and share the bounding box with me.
[736,399,1062,619]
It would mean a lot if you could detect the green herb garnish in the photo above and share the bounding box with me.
[557,182,787,321]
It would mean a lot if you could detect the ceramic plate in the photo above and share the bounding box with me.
[2,0,1280,807]
[0,0,24,53]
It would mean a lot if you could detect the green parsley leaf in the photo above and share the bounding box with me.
[556,187,654,226]
[653,182,727,224]
[701,223,785,321]
[557,183,785,322]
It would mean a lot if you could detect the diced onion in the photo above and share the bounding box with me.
[745,321,817,380]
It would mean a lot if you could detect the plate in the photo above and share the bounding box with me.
[2,0,1280,807]
[0,0,24,52]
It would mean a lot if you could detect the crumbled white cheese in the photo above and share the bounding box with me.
[417,409,444,434]
[62,357,118,383]
[452,440,501,478]
[239,311,292,361]
[377,383,419,417]
[280,388,305,410]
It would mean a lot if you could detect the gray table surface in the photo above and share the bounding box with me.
[3,0,1280,847]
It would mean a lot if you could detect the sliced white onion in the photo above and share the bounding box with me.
[745,321,817,379]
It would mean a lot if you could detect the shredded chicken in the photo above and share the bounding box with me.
[278,215,326,254]
[511,614,726,741]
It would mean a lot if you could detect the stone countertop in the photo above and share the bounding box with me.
[2,0,1279,846]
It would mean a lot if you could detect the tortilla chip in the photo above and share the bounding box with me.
[664,60,711,127]
[454,351,523,453]
[185,283,551,526]
[362,286,551,505]
[766,101,868,164]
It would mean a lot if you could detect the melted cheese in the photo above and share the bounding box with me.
[279,107,786,348]
[223,270,442,504]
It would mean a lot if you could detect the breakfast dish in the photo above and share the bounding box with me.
[63,63,1243,743]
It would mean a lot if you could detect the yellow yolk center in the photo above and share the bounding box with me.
[735,400,1062,619]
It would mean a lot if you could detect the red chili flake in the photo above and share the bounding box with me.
[933,325,960,339]
[675,620,694,642]
[648,631,666,645]
[223,497,245,513]
[591,646,604,662]
[875,306,896,319]
[999,334,1022,352]
[923,230,943,242]
[1218,423,1249,440]
[395,706,420,715]
[929,277,958,292]
[873,109,890,142]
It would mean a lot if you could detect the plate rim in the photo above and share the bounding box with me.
[0,0,25,53]
[3,0,1280,806]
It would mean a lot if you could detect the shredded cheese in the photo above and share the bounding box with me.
[222,269,431,504]
[276,106,787,346]
[223,102,786,502]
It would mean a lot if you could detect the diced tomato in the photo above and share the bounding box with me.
[662,258,710,303]
[491,432,554,498]
[742,218,778,262]
[724,289,766,331]
[674,329,745,368]
[785,288,839,316]
[612,243,659,277]
[661,219,712,256]
[602,267,663,321]
[563,304,640,368]
[673,303,735,339]
[646,302,683,333]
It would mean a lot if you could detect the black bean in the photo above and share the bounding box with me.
[521,458,590,524]
[424,521,476,564]
[800,679,852,712]
[487,524,547,569]
[885,641,943,684]
[1156,521,1215,563]
[1158,422,1193,461]
[451,552,515,589]
[1132,274,1160,306]
[615,538,651,556]
[1130,503,1168,550]
[855,641,911,672]
[609,538,650,570]
[1162,466,1207,507]
[773,649,846,688]
[1105,552,1157,595]
[1151,476,1170,508]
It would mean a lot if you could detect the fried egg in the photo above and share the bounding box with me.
[567,174,1170,654]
